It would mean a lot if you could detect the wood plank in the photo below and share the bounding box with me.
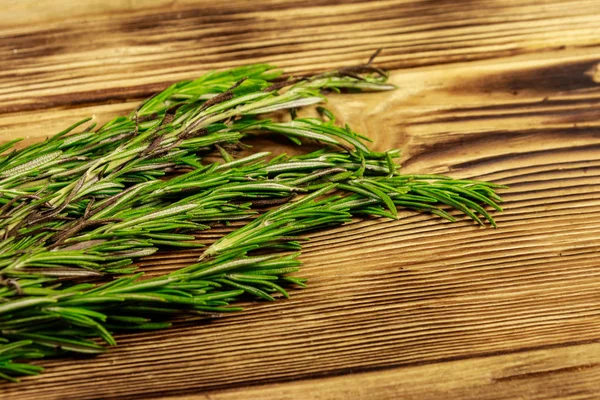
[1,0,599,125]
[1,0,600,399]
[152,342,600,400]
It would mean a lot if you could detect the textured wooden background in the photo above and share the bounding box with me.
[1,0,600,399]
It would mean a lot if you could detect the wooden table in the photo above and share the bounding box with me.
[1,1,600,398]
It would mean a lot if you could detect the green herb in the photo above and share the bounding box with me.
[0,56,505,382]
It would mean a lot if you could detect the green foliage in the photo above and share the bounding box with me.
[0,59,505,382]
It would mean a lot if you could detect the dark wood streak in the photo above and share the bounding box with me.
[450,58,600,95]
[493,363,600,382]
[0,27,67,55]
[418,97,600,116]
[0,83,169,113]
[451,138,600,169]
[410,104,600,125]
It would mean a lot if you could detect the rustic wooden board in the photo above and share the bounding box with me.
[1,0,600,399]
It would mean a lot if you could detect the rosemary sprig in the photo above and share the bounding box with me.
[0,58,505,382]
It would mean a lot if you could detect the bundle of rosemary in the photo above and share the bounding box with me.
[0,57,504,383]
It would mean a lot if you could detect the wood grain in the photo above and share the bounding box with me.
[152,342,600,400]
[1,0,600,399]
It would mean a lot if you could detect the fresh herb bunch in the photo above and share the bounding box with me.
[0,56,505,383]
